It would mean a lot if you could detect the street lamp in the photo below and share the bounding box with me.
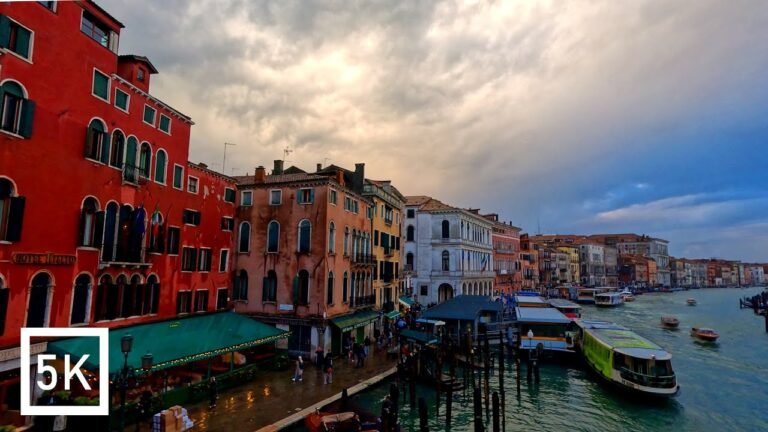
[116,335,153,432]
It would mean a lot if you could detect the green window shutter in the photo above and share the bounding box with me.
[14,26,31,59]
[0,16,10,49]
[309,188,315,203]
[99,132,110,163]
[93,211,105,247]
[262,277,269,302]
[292,276,299,305]
[93,71,109,99]
[18,99,35,139]
[5,196,25,242]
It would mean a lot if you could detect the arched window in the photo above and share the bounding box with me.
[110,130,125,168]
[441,220,450,239]
[267,221,279,253]
[234,269,248,300]
[139,142,152,178]
[263,270,277,302]
[154,149,167,183]
[327,271,334,305]
[121,274,141,318]
[298,220,311,253]
[342,271,348,303]
[71,274,92,325]
[101,202,118,261]
[0,178,25,242]
[145,275,160,315]
[0,276,8,334]
[124,136,138,183]
[406,225,415,242]
[406,252,414,268]
[27,272,52,327]
[94,275,112,321]
[352,229,358,257]
[84,119,108,162]
[78,197,102,247]
[296,270,309,305]
[328,222,336,253]
[238,222,251,253]
[1,81,34,138]
[442,250,450,271]
[148,211,164,253]
[343,227,350,256]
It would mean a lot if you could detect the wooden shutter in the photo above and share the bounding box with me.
[156,225,166,254]
[309,188,315,203]
[292,275,299,305]
[19,99,35,139]
[5,196,25,242]
[78,209,87,246]
[84,128,95,158]
[0,16,10,49]
[93,211,105,247]
[15,25,31,58]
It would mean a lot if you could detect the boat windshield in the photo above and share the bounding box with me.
[613,353,675,388]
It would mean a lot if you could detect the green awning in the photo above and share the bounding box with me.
[385,310,400,320]
[47,312,288,375]
[399,329,438,345]
[399,296,415,307]
[331,310,379,332]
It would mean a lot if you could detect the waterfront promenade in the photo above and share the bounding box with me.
[130,349,397,431]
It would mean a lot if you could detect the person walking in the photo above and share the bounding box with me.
[363,335,371,357]
[292,356,304,382]
[208,377,218,409]
[324,355,333,384]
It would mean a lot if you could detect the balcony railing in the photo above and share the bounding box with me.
[350,295,375,308]
[352,254,375,265]
[102,246,150,267]
[122,163,140,184]
[403,265,414,273]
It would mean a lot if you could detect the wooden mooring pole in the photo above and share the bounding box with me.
[498,329,506,432]
[483,325,490,419]
[418,397,429,432]
[473,388,484,432]
[492,392,500,432]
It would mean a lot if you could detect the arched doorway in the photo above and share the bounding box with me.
[438,283,453,303]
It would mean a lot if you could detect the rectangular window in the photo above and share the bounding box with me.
[194,290,209,312]
[114,88,129,112]
[216,288,228,310]
[219,249,229,272]
[198,248,212,272]
[181,247,197,272]
[224,188,236,203]
[143,105,156,126]
[182,209,201,226]
[270,190,282,205]
[352,200,359,214]
[241,190,253,206]
[81,11,117,52]
[38,1,56,11]
[1,17,33,60]
[158,114,171,134]
[329,189,337,205]
[297,188,314,204]
[166,227,180,254]
[420,285,428,296]
[187,176,199,194]
[407,209,415,219]
[374,230,379,246]
[173,165,184,190]
[220,217,234,231]
[176,291,191,314]
[344,197,351,211]
[92,69,110,101]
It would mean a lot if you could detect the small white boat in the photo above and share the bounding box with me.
[595,292,624,307]
[620,290,635,302]
[686,298,697,306]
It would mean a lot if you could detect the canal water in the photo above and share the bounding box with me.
[289,287,768,432]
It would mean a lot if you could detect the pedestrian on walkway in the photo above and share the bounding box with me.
[292,356,304,382]
[356,344,365,368]
[324,356,333,384]
[363,335,371,357]
[208,377,218,409]
[315,345,324,366]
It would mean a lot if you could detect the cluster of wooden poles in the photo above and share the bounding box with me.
[381,324,542,431]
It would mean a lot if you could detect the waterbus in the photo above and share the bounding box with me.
[595,292,624,307]
[515,307,576,354]
[548,299,582,320]
[576,287,608,304]
[577,320,679,398]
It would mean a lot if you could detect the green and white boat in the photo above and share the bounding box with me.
[577,320,679,398]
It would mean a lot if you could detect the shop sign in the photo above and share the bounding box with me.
[278,304,294,311]
[0,342,47,362]
[12,252,77,266]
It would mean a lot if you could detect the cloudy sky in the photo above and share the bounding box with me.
[105,0,768,261]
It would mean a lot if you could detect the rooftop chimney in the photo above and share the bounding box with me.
[273,160,284,175]
[317,163,322,172]
[336,169,345,186]
[255,166,266,183]
[198,162,208,169]
[353,163,365,193]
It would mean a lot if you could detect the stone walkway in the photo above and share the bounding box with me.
[130,349,397,431]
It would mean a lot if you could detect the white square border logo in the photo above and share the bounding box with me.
[21,327,110,416]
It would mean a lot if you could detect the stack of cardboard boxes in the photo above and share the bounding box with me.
[151,405,194,432]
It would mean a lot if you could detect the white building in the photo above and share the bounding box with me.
[404,196,495,305]
[749,265,765,285]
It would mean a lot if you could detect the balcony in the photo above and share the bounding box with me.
[101,246,151,268]
[383,248,394,257]
[122,163,140,185]
[429,270,496,278]
[350,295,375,309]
[352,253,375,266]
[381,273,394,283]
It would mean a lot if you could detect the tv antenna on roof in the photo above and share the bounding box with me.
[283,146,293,163]
[222,142,237,173]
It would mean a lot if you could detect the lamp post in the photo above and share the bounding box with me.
[116,335,153,432]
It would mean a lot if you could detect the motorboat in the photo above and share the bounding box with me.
[691,327,719,342]
[686,298,697,306]
[620,290,636,302]
[660,316,680,328]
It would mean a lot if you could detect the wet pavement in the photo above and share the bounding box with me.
[130,348,397,432]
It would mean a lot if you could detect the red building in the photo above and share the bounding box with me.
[519,234,539,290]
[234,161,376,356]
[483,214,521,293]
[0,2,238,424]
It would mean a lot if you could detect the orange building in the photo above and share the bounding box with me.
[483,214,521,293]
[234,161,377,357]
[519,234,539,289]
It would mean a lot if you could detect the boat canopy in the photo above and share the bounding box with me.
[578,320,672,360]
[514,295,547,305]
[614,347,672,361]
[415,318,446,326]
[515,307,571,324]
[548,299,581,309]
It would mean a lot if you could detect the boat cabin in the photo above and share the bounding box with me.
[548,299,582,320]
[576,288,608,304]
[595,292,624,307]
[515,307,576,352]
